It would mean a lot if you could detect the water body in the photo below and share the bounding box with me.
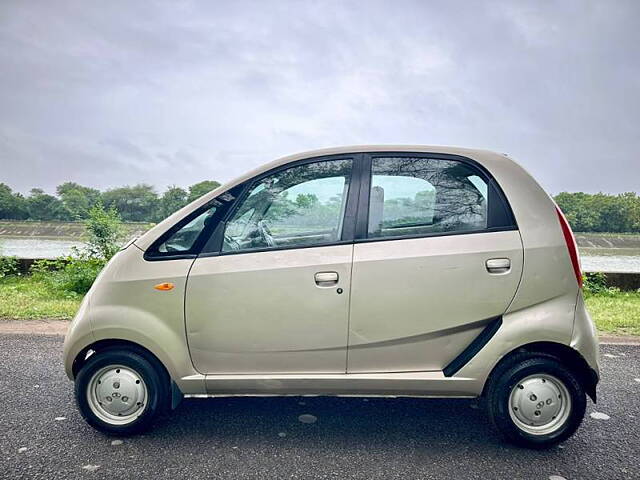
[1,236,640,272]
[0,237,85,259]
[581,254,640,273]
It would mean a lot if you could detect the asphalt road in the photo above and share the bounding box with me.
[1,335,638,480]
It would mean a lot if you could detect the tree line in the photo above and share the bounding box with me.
[554,192,640,233]
[0,180,220,223]
[1,181,639,233]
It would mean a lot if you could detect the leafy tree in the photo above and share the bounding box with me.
[554,192,599,232]
[0,183,28,219]
[157,186,188,220]
[26,188,68,220]
[187,180,221,203]
[295,193,318,209]
[101,184,158,222]
[554,191,640,233]
[56,182,101,220]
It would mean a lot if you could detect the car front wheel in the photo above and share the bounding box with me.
[485,353,587,448]
[75,348,169,435]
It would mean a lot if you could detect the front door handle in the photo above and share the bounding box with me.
[315,271,339,287]
[486,258,511,274]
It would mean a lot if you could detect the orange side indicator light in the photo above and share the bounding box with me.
[154,282,175,291]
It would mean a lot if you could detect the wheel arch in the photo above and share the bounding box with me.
[72,338,170,382]
[482,341,598,402]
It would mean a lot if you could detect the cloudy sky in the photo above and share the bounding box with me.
[1,0,638,196]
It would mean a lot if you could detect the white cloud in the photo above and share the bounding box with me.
[0,0,638,195]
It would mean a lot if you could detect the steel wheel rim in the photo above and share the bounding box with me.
[86,364,148,425]
[508,374,572,435]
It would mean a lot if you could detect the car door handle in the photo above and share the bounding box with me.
[486,258,511,274]
[315,271,339,286]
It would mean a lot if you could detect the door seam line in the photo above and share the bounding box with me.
[183,256,204,376]
[344,243,355,373]
[344,152,365,374]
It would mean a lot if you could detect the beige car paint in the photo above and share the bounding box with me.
[202,370,477,398]
[63,145,599,400]
[64,245,206,394]
[348,230,523,373]
[186,244,353,374]
[571,292,601,372]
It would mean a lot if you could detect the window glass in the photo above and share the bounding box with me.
[368,157,488,238]
[223,159,352,252]
[224,207,255,238]
[156,204,219,254]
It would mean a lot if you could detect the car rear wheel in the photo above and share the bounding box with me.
[75,348,169,435]
[485,353,586,448]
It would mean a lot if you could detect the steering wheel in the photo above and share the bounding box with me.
[257,220,275,247]
[223,234,240,251]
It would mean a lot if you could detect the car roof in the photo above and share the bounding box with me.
[228,145,507,191]
[268,144,502,169]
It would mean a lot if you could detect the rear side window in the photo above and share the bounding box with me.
[367,157,503,239]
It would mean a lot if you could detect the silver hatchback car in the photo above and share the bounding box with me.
[63,146,599,448]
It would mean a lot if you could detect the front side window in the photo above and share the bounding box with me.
[148,189,238,258]
[222,159,352,253]
[368,157,488,238]
[155,204,219,254]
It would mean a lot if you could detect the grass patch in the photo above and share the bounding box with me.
[585,291,640,336]
[0,276,82,319]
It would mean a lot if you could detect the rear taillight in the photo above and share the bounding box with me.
[555,204,583,288]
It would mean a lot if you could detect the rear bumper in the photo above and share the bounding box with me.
[571,292,601,378]
[571,291,601,400]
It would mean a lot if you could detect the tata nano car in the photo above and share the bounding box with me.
[63,146,599,448]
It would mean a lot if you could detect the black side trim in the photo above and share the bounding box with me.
[443,316,503,377]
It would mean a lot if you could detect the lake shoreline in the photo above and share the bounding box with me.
[0,220,152,240]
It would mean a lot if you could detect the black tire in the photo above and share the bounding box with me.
[485,352,586,448]
[75,348,170,436]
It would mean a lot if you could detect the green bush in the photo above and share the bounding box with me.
[54,257,105,295]
[27,203,122,295]
[0,256,19,278]
[29,258,66,276]
[31,257,106,295]
[583,272,620,296]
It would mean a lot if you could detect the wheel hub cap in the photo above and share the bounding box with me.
[87,365,147,425]
[508,374,571,435]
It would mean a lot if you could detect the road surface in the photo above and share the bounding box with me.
[0,334,638,479]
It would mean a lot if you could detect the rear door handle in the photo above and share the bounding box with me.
[315,271,339,287]
[486,258,511,274]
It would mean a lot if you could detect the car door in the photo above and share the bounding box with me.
[185,156,358,374]
[347,153,524,373]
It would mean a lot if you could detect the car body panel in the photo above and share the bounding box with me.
[185,245,353,374]
[453,291,579,394]
[571,292,600,373]
[203,371,476,397]
[347,230,523,373]
[63,245,206,394]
